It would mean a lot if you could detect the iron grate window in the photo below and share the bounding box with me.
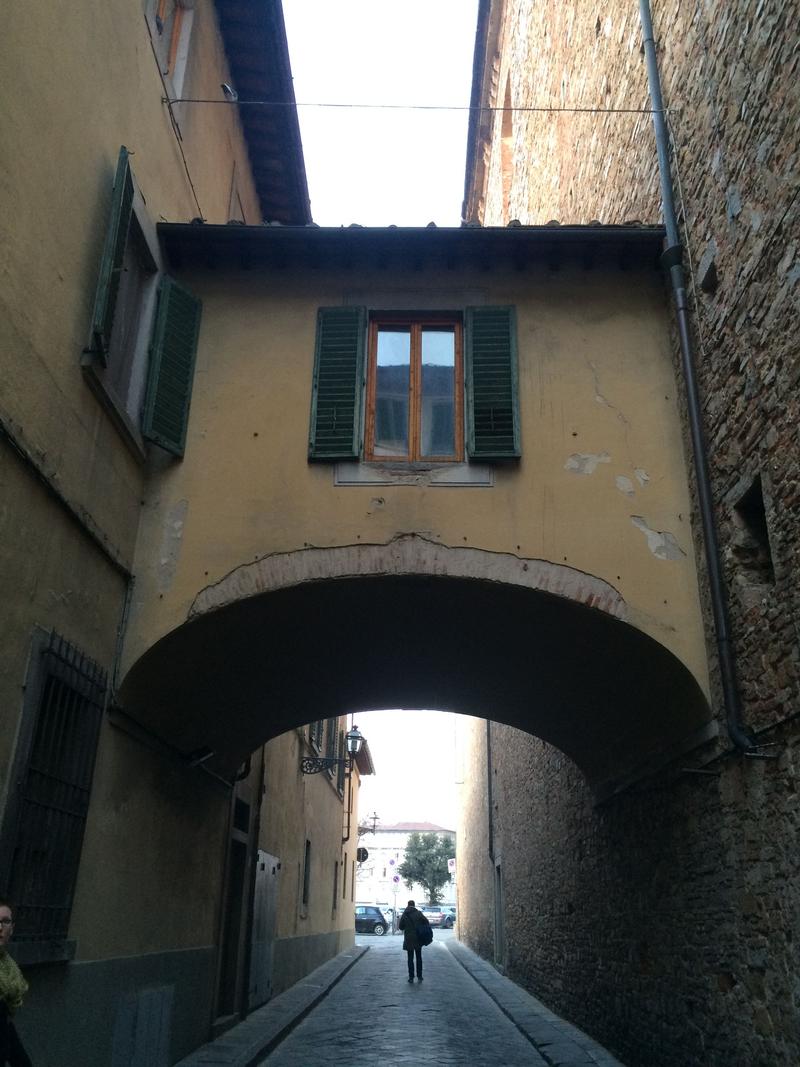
[2,631,106,946]
[310,719,324,750]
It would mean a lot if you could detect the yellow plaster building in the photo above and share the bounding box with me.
[0,3,370,1063]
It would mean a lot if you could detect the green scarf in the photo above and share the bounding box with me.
[0,950,28,1013]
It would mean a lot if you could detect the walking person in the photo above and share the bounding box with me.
[0,901,32,1066]
[398,900,430,983]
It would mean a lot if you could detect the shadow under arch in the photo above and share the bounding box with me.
[119,538,712,798]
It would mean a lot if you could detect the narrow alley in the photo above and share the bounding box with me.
[207,930,624,1067]
[269,930,627,1062]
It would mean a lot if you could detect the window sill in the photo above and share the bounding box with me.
[334,461,494,487]
[82,357,148,464]
[10,939,76,966]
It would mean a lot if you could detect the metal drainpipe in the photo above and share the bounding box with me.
[486,720,495,859]
[639,0,758,754]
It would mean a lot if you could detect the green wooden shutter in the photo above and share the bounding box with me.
[308,306,366,460]
[465,306,521,459]
[90,146,135,364]
[142,276,202,457]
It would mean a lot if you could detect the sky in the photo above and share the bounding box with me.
[354,709,462,831]
[280,4,480,828]
[281,0,480,226]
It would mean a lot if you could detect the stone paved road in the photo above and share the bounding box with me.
[259,929,548,1066]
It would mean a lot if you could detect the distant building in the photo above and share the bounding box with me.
[356,822,457,908]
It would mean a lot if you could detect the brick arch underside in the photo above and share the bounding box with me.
[120,539,712,796]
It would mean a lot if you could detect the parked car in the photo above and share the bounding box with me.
[377,905,394,925]
[355,905,387,935]
[419,906,445,927]
[442,907,456,929]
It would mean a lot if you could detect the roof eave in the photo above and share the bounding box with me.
[215,0,312,224]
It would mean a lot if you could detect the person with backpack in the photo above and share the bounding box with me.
[398,900,432,983]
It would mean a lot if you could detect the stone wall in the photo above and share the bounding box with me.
[456,718,495,964]
[475,0,799,745]
[460,719,800,1067]
[459,2,800,1063]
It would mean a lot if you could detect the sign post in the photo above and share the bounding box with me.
[392,874,400,934]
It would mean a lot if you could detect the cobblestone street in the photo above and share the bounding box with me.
[257,931,623,1066]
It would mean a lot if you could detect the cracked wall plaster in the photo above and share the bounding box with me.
[565,451,611,475]
[157,499,189,592]
[631,516,686,560]
[616,475,635,496]
[189,534,627,622]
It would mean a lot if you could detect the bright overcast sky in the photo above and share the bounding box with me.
[355,709,462,830]
[282,0,480,226]
[280,4,478,827]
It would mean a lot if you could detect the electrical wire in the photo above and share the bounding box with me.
[145,15,205,219]
[165,97,668,116]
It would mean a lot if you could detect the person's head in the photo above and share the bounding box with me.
[0,900,14,948]
[407,900,415,909]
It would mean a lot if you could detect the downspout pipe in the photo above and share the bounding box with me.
[639,0,757,753]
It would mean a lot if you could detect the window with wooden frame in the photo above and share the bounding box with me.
[308,305,520,463]
[365,315,463,463]
[83,146,202,459]
[148,0,195,97]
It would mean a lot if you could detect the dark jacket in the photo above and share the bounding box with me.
[399,906,429,951]
[0,1002,32,1067]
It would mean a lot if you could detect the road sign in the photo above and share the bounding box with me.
[447,857,456,873]
[392,874,401,884]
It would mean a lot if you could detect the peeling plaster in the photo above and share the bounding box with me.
[634,468,650,487]
[157,499,189,592]
[616,475,635,496]
[189,534,627,622]
[565,451,611,475]
[631,516,686,560]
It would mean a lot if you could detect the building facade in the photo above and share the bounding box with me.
[355,822,457,913]
[458,3,799,1065]
[0,3,367,1064]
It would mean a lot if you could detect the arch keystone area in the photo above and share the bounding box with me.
[188,535,627,622]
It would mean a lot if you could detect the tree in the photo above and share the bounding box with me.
[398,833,453,905]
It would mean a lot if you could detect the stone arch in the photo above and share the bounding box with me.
[119,536,712,798]
[188,535,626,622]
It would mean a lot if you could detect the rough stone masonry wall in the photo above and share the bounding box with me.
[481,0,799,739]
[460,2,800,1064]
[485,722,799,1067]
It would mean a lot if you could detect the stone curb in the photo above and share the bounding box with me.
[174,944,368,1066]
[445,940,626,1067]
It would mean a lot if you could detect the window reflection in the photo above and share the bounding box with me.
[420,329,455,457]
[374,329,410,456]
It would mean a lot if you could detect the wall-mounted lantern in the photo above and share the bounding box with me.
[301,725,365,775]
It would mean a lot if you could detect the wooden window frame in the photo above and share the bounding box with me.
[364,313,464,464]
[148,0,194,98]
